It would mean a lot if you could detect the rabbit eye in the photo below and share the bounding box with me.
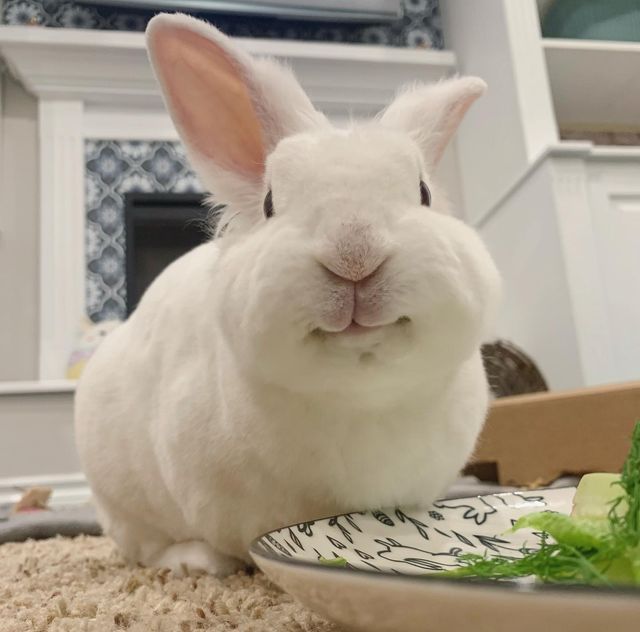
[420,180,431,207]
[263,190,274,219]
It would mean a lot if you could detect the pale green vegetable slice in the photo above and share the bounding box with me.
[572,473,626,521]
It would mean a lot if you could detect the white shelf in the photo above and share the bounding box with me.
[543,38,640,129]
[587,145,640,160]
[0,379,76,395]
[0,25,456,112]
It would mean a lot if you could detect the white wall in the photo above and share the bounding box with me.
[441,0,557,224]
[436,143,464,218]
[0,75,40,380]
[0,391,78,478]
[478,159,584,390]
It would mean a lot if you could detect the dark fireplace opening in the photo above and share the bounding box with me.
[124,192,213,315]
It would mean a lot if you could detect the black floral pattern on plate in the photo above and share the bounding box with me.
[254,489,576,577]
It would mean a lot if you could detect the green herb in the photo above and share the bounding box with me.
[441,422,640,586]
[319,556,348,568]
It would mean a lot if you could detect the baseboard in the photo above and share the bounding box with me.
[0,472,90,508]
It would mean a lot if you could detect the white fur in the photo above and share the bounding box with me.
[75,13,501,576]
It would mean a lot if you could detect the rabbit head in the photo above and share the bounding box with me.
[146,14,500,401]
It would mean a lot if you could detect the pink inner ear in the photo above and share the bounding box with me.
[150,25,266,179]
[430,91,482,165]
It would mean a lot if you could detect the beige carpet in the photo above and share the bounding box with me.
[0,535,340,632]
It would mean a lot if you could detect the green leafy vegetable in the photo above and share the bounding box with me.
[511,512,610,549]
[441,422,640,586]
[319,556,348,568]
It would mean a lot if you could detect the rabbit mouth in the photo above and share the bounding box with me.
[311,316,410,339]
[331,321,382,336]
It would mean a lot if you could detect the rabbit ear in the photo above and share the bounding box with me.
[146,13,328,198]
[379,76,486,169]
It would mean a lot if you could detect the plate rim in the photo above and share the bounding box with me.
[249,486,640,600]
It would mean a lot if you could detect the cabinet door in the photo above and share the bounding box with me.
[588,158,640,382]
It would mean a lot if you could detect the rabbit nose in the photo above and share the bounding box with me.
[317,222,390,283]
[318,237,389,283]
[320,255,385,284]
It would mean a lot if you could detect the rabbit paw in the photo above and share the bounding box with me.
[151,540,244,577]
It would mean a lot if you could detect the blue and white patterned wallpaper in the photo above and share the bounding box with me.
[2,0,443,48]
[85,140,203,322]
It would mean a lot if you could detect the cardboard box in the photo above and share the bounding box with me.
[465,381,640,486]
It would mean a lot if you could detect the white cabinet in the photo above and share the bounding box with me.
[442,0,640,390]
[477,145,640,390]
[543,38,640,131]
[587,155,640,382]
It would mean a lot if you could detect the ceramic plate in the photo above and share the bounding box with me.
[250,487,640,632]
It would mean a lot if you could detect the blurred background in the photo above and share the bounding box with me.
[0,0,638,488]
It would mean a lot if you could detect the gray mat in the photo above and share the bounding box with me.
[0,476,578,544]
[0,505,100,543]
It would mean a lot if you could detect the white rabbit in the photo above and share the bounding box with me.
[74,13,501,577]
